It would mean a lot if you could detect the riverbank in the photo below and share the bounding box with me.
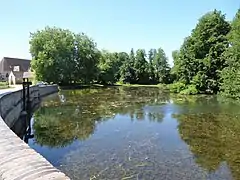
[117,83,167,88]
[58,83,229,97]
[59,83,168,90]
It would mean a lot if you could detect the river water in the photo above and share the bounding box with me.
[27,87,240,180]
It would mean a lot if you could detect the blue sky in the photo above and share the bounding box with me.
[0,0,239,65]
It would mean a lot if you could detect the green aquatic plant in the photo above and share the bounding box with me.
[174,112,240,179]
[33,87,168,147]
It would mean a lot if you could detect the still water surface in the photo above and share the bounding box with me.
[28,87,240,180]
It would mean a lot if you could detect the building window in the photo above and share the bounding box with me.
[13,66,20,72]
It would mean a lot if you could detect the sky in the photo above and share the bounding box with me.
[0,0,239,65]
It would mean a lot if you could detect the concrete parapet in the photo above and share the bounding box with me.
[39,85,59,97]
[0,85,70,180]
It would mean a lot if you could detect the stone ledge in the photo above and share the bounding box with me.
[0,86,70,180]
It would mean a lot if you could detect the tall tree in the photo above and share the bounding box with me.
[120,48,136,83]
[172,10,230,93]
[116,52,129,80]
[134,49,149,84]
[153,48,171,84]
[220,9,240,99]
[30,27,75,84]
[30,27,100,85]
[98,50,119,84]
[170,50,180,82]
[74,33,100,84]
[173,37,197,84]
[171,50,180,75]
[148,49,157,83]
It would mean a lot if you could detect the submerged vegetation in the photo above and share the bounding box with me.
[175,112,240,180]
[33,87,169,147]
[31,87,240,179]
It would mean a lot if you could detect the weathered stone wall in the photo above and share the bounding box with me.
[39,85,59,97]
[0,85,59,128]
[0,85,39,128]
[0,85,70,180]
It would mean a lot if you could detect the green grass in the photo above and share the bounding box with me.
[0,82,9,89]
[60,82,170,90]
[115,82,168,88]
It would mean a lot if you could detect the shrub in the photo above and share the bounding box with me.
[157,84,167,89]
[168,82,186,93]
[0,81,9,89]
[180,84,198,95]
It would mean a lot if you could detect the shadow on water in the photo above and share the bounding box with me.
[11,96,41,143]
[12,87,240,180]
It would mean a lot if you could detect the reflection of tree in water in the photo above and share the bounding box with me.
[33,87,168,147]
[148,112,164,123]
[33,106,96,147]
[174,112,240,179]
[171,94,217,105]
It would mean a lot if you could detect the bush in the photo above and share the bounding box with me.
[0,81,9,89]
[116,81,124,85]
[157,84,167,89]
[168,82,186,93]
[0,81,7,86]
[180,84,198,95]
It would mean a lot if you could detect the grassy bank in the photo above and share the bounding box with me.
[59,83,169,90]
[95,83,169,89]
[0,82,9,89]
[117,83,167,88]
[58,82,218,96]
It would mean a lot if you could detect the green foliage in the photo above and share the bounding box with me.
[134,49,149,84]
[146,49,155,83]
[30,27,74,84]
[116,52,129,80]
[119,48,171,85]
[153,48,171,84]
[29,27,172,86]
[98,50,119,84]
[170,50,179,81]
[0,81,9,89]
[175,112,240,179]
[98,51,129,85]
[119,48,136,84]
[172,10,231,94]
[73,33,100,84]
[220,10,240,99]
[30,8,240,96]
[33,87,169,147]
[168,82,199,95]
[30,27,99,85]
[168,82,186,93]
[180,85,198,95]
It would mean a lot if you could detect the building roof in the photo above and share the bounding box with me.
[0,57,31,72]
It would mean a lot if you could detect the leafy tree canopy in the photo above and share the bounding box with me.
[172,10,231,94]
